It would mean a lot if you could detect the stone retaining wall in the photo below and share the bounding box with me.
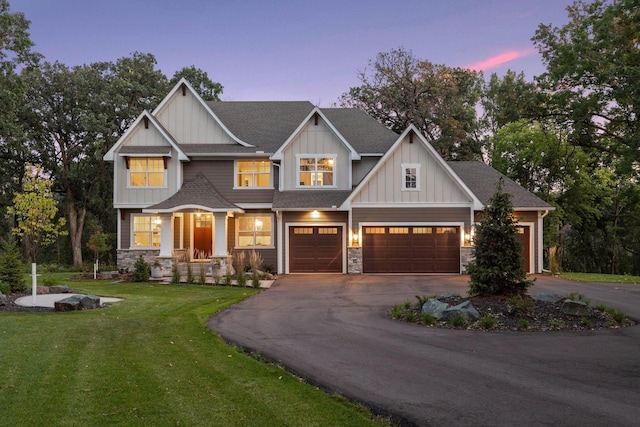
[117,249,161,272]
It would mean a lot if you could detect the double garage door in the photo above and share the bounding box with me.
[362,226,460,273]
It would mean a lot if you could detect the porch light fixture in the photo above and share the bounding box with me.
[154,218,162,225]
[352,232,359,245]
[311,210,320,219]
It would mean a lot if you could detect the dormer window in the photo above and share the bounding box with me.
[128,157,166,187]
[297,155,335,187]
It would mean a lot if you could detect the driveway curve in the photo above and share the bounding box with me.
[208,275,640,426]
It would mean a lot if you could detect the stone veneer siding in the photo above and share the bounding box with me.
[118,249,173,276]
[460,246,474,273]
[348,246,362,274]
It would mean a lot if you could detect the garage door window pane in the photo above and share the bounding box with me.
[413,227,432,234]
[318,227,337,234]
[365,227,385,234]
[389,227,408,234]
[437,227,457,234]
[294,227,313,234]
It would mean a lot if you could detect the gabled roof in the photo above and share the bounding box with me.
[207,101,314,153]
[143,172,242,213]
[155,78,253,147]
[103,110,188,162]
[273,190,352,210]
[447,162,554,210]
[320,108,398,155]
[342,125,482,209]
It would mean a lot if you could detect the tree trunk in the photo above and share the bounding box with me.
[66,191,87,268]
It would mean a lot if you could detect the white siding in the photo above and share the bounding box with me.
[281,119,351,190]
[155,89,233,144]
[351,135,470,204]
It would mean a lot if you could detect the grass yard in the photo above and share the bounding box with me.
[0,277,389,426]
[559,272,640,284]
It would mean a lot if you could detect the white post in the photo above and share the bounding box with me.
[94,261,97,279]
[31,263,37,306]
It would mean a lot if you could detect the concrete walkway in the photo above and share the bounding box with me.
[15,294,123,308]
[209,274,640,426]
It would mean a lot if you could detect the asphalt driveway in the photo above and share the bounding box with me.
[208,275,640,426]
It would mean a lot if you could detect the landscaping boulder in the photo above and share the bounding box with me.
[54,295,101,312]
[49,285,70,294]
[422,298,449,319]
[0,292,6,306]
[441,301,480,322]
[532,293,564,303]
[561,299,594,317]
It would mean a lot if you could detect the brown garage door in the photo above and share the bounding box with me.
[517,226,531,273]
[289,226,343,273]
[362,226,460,273]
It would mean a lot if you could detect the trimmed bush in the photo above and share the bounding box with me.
[132,256,150,282]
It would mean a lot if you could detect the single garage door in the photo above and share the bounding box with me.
[289,226,343,273]
[363,226,460,273]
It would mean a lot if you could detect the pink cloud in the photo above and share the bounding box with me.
[464,49,534,72]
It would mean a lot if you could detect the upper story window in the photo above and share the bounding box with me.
[128,157,166,187]
[298,155,335,187]
[401,163,420,191]
[132,214,161,247]
[236,160,271,188]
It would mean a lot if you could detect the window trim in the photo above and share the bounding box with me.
[295,154,337,189]
[235,214,275,249]
[233,159,273,189]
[401,163,420,191]
[131,214,162,248]
[127,157,168,188]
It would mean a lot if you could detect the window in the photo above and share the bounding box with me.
[401,163,420,190]
[236,160,271,188]
[133,215,161,247]
[237,215,273,247]
[298,156,335,187]
[129,157,165,187]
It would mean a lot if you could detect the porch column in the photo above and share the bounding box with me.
[213,212,228,257]
[159,213,173,257]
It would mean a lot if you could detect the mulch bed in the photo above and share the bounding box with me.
[395,294,636,331]
[0,291,56,313]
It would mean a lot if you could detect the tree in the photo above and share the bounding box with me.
[87,226,110,267]
[467,178,532,296]
[169,65,223,101]
[20,53,168,267]
[0,0,40,236]
[6,165,66,263]
[0,238,25,292]
[532,0,640,175]
[340,48,484,160]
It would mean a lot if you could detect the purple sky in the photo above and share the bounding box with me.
[13,0,573,106]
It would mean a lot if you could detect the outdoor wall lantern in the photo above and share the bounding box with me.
[310,210,320,219]
[352,232,359,246]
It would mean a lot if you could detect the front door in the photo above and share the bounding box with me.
[193,213,212,260]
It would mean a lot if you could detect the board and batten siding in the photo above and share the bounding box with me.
[281,119,351,191]
[352,157,380,187]
[183,160,276,204]
[155,89,234,144]
[351,135,471,204]
[113,124,180,206]
[352,207,471,231]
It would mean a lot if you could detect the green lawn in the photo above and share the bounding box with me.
[559,272,640,284]
[1,277,389,426]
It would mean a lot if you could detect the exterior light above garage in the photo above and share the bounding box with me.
[352,232,359,246]
[311,210,320,219]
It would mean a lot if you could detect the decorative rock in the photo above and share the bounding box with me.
[442,301,480,322]
[532,293,564,303]
[49,285,70,294]
[422,298,450,319]
[54,294,102,312]
[437,293,461,300]
[561,299,594,317]
[0,292,6,306]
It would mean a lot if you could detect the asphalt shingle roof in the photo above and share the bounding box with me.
[273,190,352,209]
[447,161,553,209]
[147,173,238,211]
[320,108,398,154]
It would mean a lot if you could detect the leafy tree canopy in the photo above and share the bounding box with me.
[340,47,484,160]
[170,65,223,101]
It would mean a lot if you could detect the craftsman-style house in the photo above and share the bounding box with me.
[104,79,552,275]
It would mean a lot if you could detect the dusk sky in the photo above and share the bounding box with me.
[13,0,574,106]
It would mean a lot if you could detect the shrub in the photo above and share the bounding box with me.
[508,294,535,315]
[519,318,530,329]
[420,313,436,324]
[608,308,626,323]
[224,269,233,286]
[186,264,195,284]
[404,311,415,322]
[171,263,181,284]
[236,271,247,286]
[389,304,404,319]
[0,281,10,295]
[249,250,263,288]
[580,317,594,328]
[479,315,496,329]
[41,276,59,287]
[403,300,412,309]
[548,320,563,329]
[448,313,465,327]
[415,295,437,307]
[132,256,150,282]
[198,267,207,286]
[0,240,26,292]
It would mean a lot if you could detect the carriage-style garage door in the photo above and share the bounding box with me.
[289,226,343,273]
[362,226,460,273]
